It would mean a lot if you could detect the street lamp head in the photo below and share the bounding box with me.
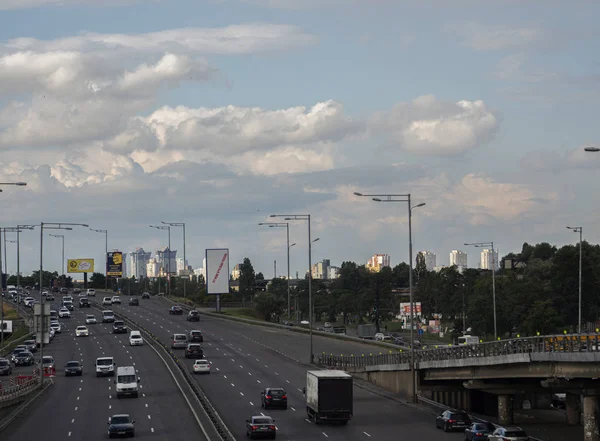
[372,198,382,202]
[353,192,363,197]
[584,146,600,152]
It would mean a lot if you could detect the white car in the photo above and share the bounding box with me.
[58,307,71,318]
[129,331,143,346]
[193,359,211,374]
[111,296,121,304]
[102,297,112,306]
[50,321,62,333]
[85,315,97,325]
[75,326,89,337]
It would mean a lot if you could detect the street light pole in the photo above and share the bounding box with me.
[353,192,425,403]
[465,241,497,339]
[90,229,108,290]
[162,222,186,297]
[567,226,583,333]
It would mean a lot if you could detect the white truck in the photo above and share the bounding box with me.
[305,370,353,424]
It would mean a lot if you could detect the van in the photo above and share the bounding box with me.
[102,310,115,323]
[96,356,115,377]
[115,366,140,398]
[171,333,188,349]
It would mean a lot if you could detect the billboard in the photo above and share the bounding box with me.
[205,248,229,294]
[107,251,123,277]
[399,302,422,316]
[67,258,95,273]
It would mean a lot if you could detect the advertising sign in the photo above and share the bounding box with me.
[400,302,422,315]
[106,251,123,277]
[205,249,229,295]
[67,258,95,273]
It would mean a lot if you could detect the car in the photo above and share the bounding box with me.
[46,294,55,301]
[0,358,12,376]
[79,298,90,307]
[171,333,188,349]
[76,325,89,337]
[435,410,471,432]
[192,359,211,374]
[107,414,135,438]
[185,343,204,359]
[128,298,139,306]
[488,426,529,441]
[187,310,200,322]
[102,297,113,306]
[23,339,37,353]
[111,296,121,304]
[113,321,127,334]
[86,289,96,296]
[245,415,276,439]
[261,388,287,409]
[465,422,496,441]
[58,307,71,318]
[65,360,83,376]
[85,315,97,324]
[141,292,150,299]
[63,301,74,311]
[129,331,143,346]
[50,321,62,333]
[14,351,34,366]
[169,306,183,315]
[189,330,204,343]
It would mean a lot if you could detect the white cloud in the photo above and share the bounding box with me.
[450,22,545,51]
[371,95,499,156]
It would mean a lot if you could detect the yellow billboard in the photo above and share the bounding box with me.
[67,259,95,273]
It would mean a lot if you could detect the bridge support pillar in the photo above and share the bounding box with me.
[584,395,600,441]
[498,394,514,426]
[567,393,581,426]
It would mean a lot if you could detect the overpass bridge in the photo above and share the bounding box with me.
[318,333,600,441]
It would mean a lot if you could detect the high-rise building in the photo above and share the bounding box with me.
[480,249,499,270]
[418,251,436,270]
[231,264,242,280]
[449,250,468,268]
[156,247,177,275]
[126,248,151,279]
[367,254,390,272]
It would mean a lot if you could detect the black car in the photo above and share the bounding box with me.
[129,298,139,306]
[65,360,83,376]
[465,422,495,440]
[141,292,150,299]
[186,310,200,322]
[107,414,135,438]
[245,415,276,440]
[113,321,127,334]
[169,306,183,315]
[79,298,90,307]
[435,410,471,432]
[14,351,34,366]
[185,343,204,359]
[189,330,204,343]
[0,358,12,376]
[261,388,288,409]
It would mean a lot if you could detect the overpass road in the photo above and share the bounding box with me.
[109,297,469,441]
[2,303,207,441]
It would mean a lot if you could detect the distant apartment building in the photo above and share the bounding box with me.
[231,264,242,280]
[449,250,468,268]
[126,248,151,279]
[311,259,330,279]
[480,249,499,270]
[328,266,340,279]
[418,251,436,270]
[367,254,390,272]
[146,258,159,278]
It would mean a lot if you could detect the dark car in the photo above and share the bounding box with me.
[65,360,83,376]
[14,351,34,366]
[141,292,150,299]
[113,321,127,334]
[435,410,471,432]
[465,422,495,440]
[187,310,200,322]
[79,298,90,307]
[189,330,204,343]
[107,414,135,438]
[0,359,12,376]
[185,343,204,359]
[169,306,183,315]
[245,415,276,439]
[261,388,287,409]
[129,298,139,306]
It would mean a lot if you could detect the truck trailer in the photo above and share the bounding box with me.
[306,370,353,424]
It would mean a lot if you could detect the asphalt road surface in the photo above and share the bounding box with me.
[2,303,207,441]
[109,297,469,441]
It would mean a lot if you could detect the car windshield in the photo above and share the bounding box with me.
[253,418,272,425]
[269,389,285,397]
[111,416,131,425]
[97,359,112,365]
[506,431,527,437]
[118,375,136,383]
[66,362,80,367]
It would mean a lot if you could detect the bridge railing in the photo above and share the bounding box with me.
[317,333,600,369]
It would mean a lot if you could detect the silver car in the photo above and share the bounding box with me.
[488,426,529,441]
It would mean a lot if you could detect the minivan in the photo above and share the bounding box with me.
[115,366,140,398]
[171,333,188,349]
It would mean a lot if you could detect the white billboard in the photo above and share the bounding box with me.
[205,248,230,295]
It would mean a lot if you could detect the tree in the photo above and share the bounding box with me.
[239,258,256,306]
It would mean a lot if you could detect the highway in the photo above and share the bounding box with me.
[110,296,469,441]
[2,298,207,441]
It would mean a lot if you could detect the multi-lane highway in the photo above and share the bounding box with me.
[2,300,207,441]
[108,295,468,441]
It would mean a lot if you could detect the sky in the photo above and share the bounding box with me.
[1,0,599,279]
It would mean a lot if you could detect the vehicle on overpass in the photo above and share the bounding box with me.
[107,414,135,438]
[305,370,353,424]
[245,415,276,440]
[115,366,140,398]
